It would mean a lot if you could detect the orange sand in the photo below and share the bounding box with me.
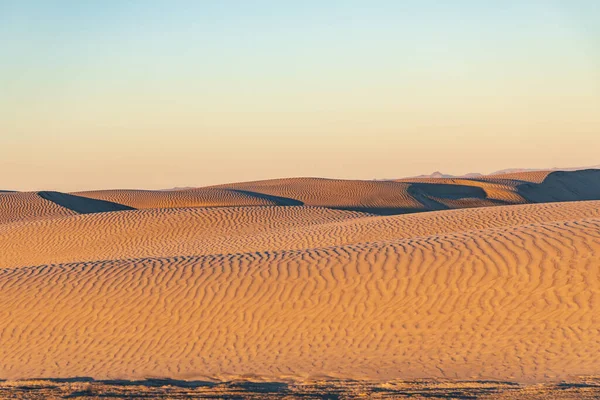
[1,169,600,383]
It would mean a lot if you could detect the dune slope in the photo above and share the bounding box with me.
[71,169,600,215]
[1,201,600,382]
[72,188,296,209]
[2,201,600,270]
[0,192,77,224]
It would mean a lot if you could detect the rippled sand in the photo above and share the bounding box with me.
[1,169,600,393]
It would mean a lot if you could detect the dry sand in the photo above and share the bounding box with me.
[1,169,600,388]
[73,169,600,214]
[0,191,76,224]
[73,187,296,209]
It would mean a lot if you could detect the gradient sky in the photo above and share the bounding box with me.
[1,1,599,191]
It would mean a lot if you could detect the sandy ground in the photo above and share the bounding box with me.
[1,169,600,392]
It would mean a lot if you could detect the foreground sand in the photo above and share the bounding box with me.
[1,169,600,389]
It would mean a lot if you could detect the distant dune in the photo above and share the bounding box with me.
[490,164,600,175]
[68,169,600,215]
[1,168,600,384]
[408,164,600,179]
[72,187,293,209]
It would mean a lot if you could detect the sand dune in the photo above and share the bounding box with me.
[491,164,600,176]
[1,207,599,382]
[70,169,600,215]
[0,192,76,224]
[72,188,295,209]
[2,201,600,270]
[38,191,134,214]
[2,168,600,385]
[213,169,600,212]
[487,170,553,183]
[213,178,425,213]
[518,170,600,202]
[0,206,366,268]
[76,180,425,214]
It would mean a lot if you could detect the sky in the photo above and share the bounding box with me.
[1,1,599,191]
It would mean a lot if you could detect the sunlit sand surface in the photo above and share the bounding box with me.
[1,169,600,398]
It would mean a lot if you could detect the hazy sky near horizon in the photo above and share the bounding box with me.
[1,1,599,191]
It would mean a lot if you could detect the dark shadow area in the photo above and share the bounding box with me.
[333,206,427,216]
[333,183,492,216]
[101,378,216,388]
[457,380,520,386]
[43,377,95,383]
[557,382,600,388]
[65,391,155,398]
[63,389,97,398]
[408,182,488,201]
[517,169,600,203]
[6,384,60,390]
[38,191,135,214]
[226,188,304,206]
[7,378,599,399]
[224,381,289,393]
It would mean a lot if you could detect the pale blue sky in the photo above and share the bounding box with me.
[1,1,599,190]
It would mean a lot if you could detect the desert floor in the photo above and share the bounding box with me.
[1,377,600,399]
[1,169,600,398]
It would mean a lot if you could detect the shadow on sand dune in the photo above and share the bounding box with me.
[226,189,304,206]
[38,191,135,214]
[516,169,600,203]
[326,170,600,216]
[407,182,499,208]
[336,183,497,215]
[32,169,600,217]
[361,170,600,216]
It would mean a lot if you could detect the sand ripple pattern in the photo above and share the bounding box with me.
[3,201,600,270]
[72,170,600,215]
[0,192,76,224]
[1,208,600,382]
[72,188,286,209]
